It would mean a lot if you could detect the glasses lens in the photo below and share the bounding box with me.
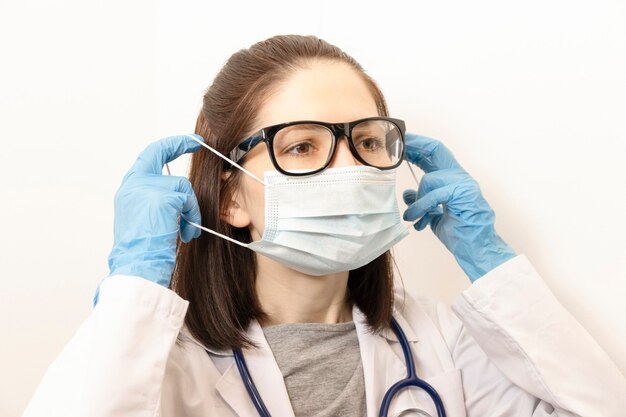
[272,124,334,174]
[352,119,403,168]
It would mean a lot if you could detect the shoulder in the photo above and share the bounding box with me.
[159,329,229,413]
[167,328,229,380]
[391,255,542,352]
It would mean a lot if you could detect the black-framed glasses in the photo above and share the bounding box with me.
[228,116,406,176]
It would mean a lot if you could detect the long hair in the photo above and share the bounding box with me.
[171,34,395,350]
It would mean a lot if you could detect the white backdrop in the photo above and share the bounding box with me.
[1,1,625,416]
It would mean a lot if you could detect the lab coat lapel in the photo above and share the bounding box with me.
[215,320,295,417]
[353,306,406,417]
[354,304,441,417]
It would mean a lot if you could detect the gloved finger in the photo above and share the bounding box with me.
[403,171,444,206]
[180,218,201,243]
[126,134,205,178]
[404,189,440,230]
[169,176,202,243]
[404,133,463,173]
[143,175,202,242]
[403,184,455,221]
[414,206,444,231]
[402,189,418,205]
[415,213,430,231]
[180,216,202,242]
[414,169,468,202]
[403,170,456,206]
[180,192,202,243]
[151,174,199,204]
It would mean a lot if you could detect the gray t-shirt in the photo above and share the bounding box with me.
[262,321,366,417]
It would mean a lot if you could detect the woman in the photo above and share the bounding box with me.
[23,35,625,417]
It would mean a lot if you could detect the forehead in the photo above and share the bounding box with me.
[254,60,379,129]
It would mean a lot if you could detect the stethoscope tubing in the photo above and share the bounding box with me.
[378,318,446,417]
[230,317,446,417]
[233,347,272,417]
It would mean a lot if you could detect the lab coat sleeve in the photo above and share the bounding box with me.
[22,275,189,417]
[446,254,626,417]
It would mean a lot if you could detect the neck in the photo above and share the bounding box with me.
[255,255,353,327]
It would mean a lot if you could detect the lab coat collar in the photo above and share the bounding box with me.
[375,303,420,344]
[179,325,233,356]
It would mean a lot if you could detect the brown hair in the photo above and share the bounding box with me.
[171,34,395,350]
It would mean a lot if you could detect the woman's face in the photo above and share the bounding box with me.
[225,60,380,241]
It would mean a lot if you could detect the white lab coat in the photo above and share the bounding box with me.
[22,254,626,417]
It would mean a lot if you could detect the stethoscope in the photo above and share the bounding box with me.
[232,317,447,417]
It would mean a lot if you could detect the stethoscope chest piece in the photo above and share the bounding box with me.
[392,408,433,417]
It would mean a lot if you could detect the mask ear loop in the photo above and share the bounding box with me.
[162,134,263,247]
[406,160,420,187]
[187,134,265,185]
[184,219,249,247]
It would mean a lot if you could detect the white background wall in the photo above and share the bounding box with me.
[1,1,625,415]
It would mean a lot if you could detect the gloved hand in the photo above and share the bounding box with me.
[93,135,203,305]
[402,133,516,282]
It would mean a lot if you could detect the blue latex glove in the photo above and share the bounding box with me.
[402,133,516,282]
[93,135,203,305]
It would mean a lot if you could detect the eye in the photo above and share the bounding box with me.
[284,141,315,155]
[355,136,385,151]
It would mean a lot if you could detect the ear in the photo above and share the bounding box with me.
[220,191,251,228]
[220,170,251,228]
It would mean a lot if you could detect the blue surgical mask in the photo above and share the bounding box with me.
[186,136,410,275]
